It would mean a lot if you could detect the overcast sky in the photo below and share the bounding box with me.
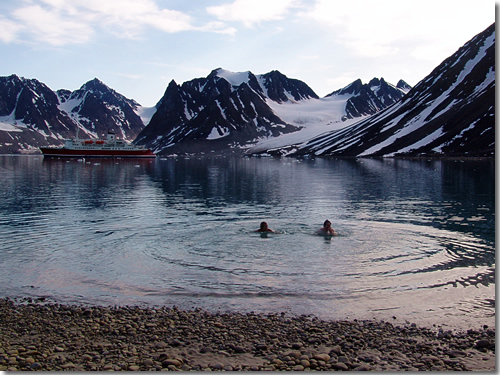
[0,0,495,107]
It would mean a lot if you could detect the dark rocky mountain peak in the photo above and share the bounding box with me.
[207,68,318,103]
[0,75,70,132]
[327,79,364,96]
[80,77,108,92]
[368,77,381,87]
[259,70,319,103]
[396,79,412,93]
[59,78,144,140]
[70,78,140,110]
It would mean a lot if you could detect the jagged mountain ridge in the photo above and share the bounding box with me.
[135,68,408,155]
[325,78,409,119]
[290,23,495,158]
[134,68,314,154]
[0,76,147,153]
[0,70,408,155]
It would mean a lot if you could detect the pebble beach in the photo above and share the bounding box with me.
[0,298,495,371]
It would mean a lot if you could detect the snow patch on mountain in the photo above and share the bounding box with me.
[216,69,251,87]
[57,96,83,113]
[0,116,23,132]
[207,126,230,139]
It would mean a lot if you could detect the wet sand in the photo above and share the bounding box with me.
[0,298,494,371]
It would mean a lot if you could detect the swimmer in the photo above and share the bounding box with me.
[317,220,336,236]
[256,221,274,233]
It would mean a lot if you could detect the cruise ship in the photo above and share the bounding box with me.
[40,131,156,158]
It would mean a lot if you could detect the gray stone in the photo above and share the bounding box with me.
[314,353,330,362]
[449,350,467,357]
[300,359,310,367]
[476,339,493,349]
[143,358,154,366]
[162,359,182,367]
[331,362,349,370]
[30,362,42,370]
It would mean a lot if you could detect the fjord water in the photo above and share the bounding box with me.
[0,156,494,330]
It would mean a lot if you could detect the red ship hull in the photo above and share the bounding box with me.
[40,147,156,158]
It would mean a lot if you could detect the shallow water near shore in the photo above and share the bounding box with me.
[0,155,495,330]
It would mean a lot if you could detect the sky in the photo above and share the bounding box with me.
[0,0,495,107]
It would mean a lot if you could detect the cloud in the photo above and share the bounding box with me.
[198,21,238,35]
[298,55,321,60]
[13,4,93,45]
[299,0,417,58]
[300,0,495,59]
[0,16,23,43]
[3,0,235,46]
[206,0,302,27]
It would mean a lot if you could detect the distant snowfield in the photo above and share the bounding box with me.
[248,96,367,153]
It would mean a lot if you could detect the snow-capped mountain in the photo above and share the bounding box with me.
[135,68,408,155]
[0,75,77,153]
[290,23,495,158]
[57,78,145,142]
[0,76,148,154]
[134,69,304,155]
[325,78,409,119]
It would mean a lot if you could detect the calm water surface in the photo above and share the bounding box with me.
[0,155,495,330]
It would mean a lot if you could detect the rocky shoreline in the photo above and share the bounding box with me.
[0,298,495,371]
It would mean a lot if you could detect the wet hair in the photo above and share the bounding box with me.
[260,222,268,230]
[323,220,331,227]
